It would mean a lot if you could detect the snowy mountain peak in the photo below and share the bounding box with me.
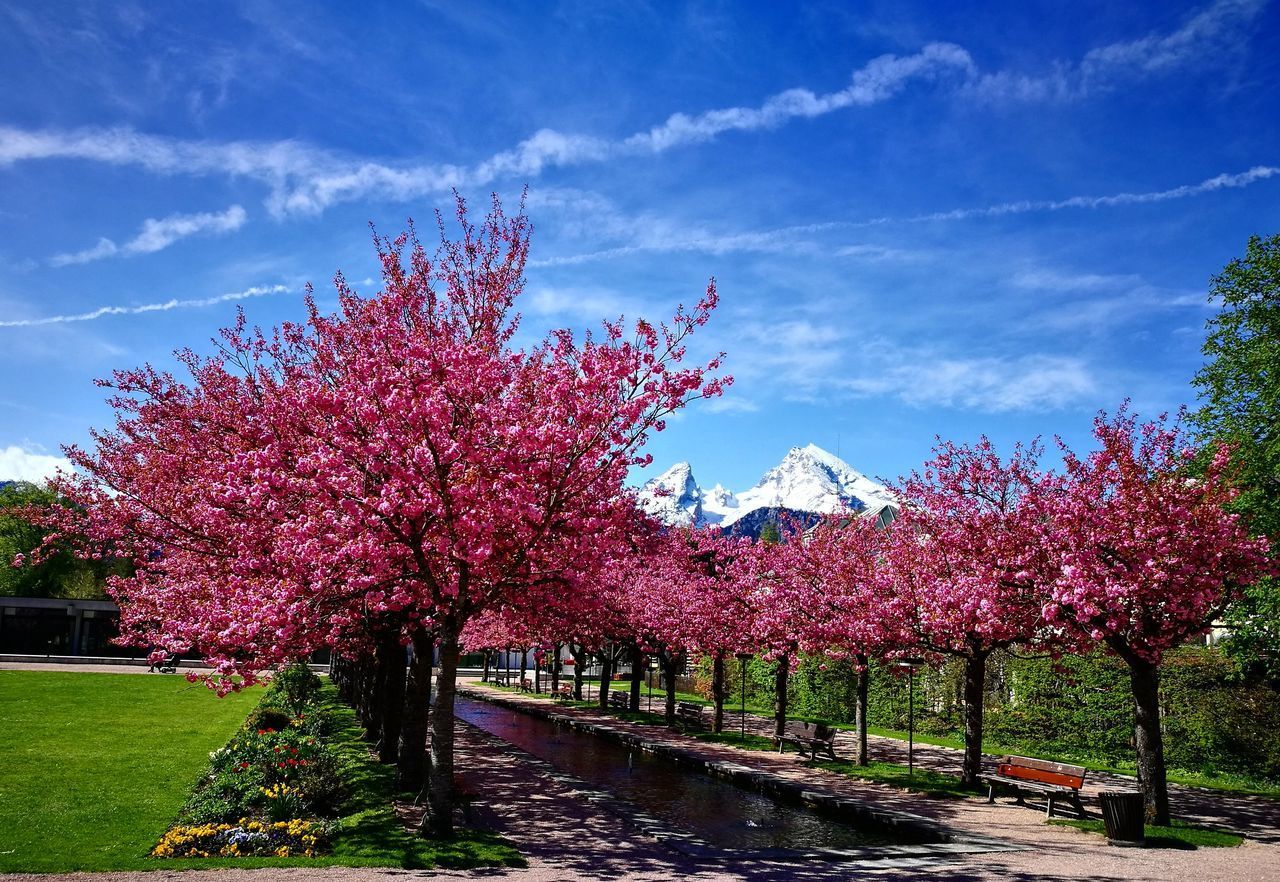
[637,443,896,533]
[637,461,704,526]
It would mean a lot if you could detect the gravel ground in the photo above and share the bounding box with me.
[5,666,1279,881]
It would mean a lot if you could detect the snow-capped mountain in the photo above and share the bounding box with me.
[637,443,897,534]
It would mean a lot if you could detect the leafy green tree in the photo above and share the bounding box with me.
[758,520,781,545]
[1191,233,1280,677]
[0,482,117,599]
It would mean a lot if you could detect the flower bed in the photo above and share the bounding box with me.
[153,819,325,858]
[153,665,341,860]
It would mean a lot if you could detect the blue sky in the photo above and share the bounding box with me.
[1,0,1278,491]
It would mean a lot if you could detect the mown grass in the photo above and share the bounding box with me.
[0,670,523,873]
[814,759,973,799]
[1047,817,1243,848]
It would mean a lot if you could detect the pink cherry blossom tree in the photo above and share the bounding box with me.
[1045,408,1272,825]
[878,438,1062,787]
[44,194,728,835]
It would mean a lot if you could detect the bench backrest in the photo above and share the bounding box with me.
[676,701,704,715]
[812,722,837,743]
[997,755,1087,789]
[783,720,811,738]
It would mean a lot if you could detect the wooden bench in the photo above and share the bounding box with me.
[981,755,1088,818]
[551,685,573,702]
[675,701,706,727]
[773,720,838,761]
[608,691,630,710]
[519,678,534,693]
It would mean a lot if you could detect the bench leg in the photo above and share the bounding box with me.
[1072,793,1086,819]
[987,784,996,804]
[1046,795,1055,819]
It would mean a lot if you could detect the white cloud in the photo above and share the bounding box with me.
[0,445,72,483]
[0,2,1267,216]
[50,204,247,266]
[844,352,1096,412]
[623,43,973,152]
[704,397,760,414]
[48,237,120,267]
[0,283,289,327]
[861,165,1280,226]
[970,0,1267,100]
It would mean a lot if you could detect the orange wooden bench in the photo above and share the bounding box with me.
[981,755,1087,818]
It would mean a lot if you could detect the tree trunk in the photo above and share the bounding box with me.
[1127,655,1171,825]
[961,651,988,789]
[711,652,726,733]
[482,651,491,683]
[518,647,528,688]
[597,648,614,710]
[855,653,869,766]
[398,630,433,791]
[551,644,562,694]
[629,643,643,711]
[773,655,790,738]
[571,645,586,700]
[662,651,680,726]
[376,631,406,765]
[423,621,460,837]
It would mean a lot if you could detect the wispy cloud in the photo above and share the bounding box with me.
[969,0,1267,101]
[861,165,1279,226]
[2,1,1262,218]
[0,444,72,482]
[50,204,248,266]
[844,352,1097,412]
[0,283,289,327]
[622,42,973,152]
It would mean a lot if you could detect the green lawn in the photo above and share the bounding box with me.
[0,670,258,872]
[1047,818,1243,848]
[0,670,523,873]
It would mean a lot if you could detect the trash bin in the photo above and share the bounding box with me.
[1098,791,1145,846]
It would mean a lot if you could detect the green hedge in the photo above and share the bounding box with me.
[698,645,1280,784]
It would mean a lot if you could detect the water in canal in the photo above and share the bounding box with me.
[456,697,924,851]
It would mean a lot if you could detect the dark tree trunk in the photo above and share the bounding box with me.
[481,651,491,683]
[662,651,680,726]
[518,648,528,688]
[773,655,790,738]
[598,648,614,710]
[711,652,726,733]
[629,644,644,711]
[961,651,988,789]
[423,620,461,837]
[854,653,869,766]
[397,630,433,791]
[1126,653,1171,825]
[571,645,586,700]
[551,644,562,694]
[375,631,406,765]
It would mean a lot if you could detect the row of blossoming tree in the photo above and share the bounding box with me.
[465,417,1270,827]
[27,194,1270,834]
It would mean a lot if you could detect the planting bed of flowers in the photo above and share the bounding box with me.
[153,665,341,859]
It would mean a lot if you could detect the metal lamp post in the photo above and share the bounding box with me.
[896,658,924,779]
[735,652,753,742]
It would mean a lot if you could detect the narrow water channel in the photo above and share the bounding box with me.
[455,697,915,850]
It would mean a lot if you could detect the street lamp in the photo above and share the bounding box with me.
[735,652,753,743]
[896,658,924,779]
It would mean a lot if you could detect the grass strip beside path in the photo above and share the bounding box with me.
[1047,818,1244,848]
